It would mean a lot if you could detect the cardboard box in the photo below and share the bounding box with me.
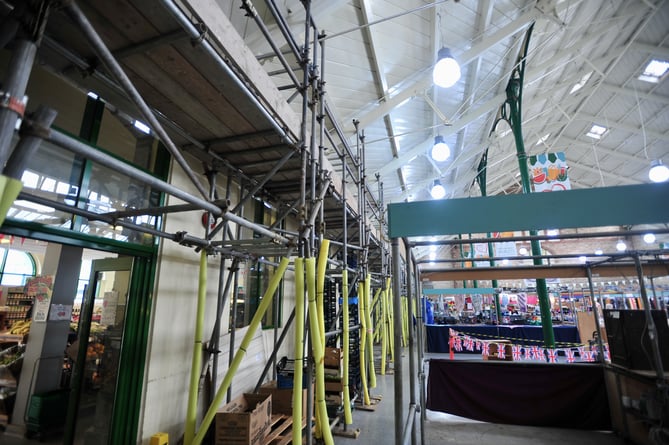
[324,379,343,393]
[215,393,272,445]
[324,347,342,368]
[258,380,312,419]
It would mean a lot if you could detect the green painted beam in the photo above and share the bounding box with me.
[388,183,669,238]
[423,288,496,295]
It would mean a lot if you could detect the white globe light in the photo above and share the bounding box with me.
[595,249,603,255]
[643,233,656,244]
[431,136,451,162]
[432,48,461,88]
[649,160,669,183]
[579,256,587,263]
[431,180,446,199]
[616,240,626,251]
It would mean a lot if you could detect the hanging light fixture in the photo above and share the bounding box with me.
[432,47,461,88]
[643,233,656,244]
[431,136,451,162]
[430,179,446,199]
[649,160,669,182]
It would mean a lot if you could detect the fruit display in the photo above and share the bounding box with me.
[86,342,104,360]
[8,320,31,336]
[0,350,21,367]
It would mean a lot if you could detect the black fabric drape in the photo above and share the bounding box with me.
[427,359,611,430]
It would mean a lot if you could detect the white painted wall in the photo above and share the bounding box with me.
[138,159,298,443]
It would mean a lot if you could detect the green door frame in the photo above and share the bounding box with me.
[63,255,155,444]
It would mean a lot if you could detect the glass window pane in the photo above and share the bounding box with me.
[1,249,35,285]
[10,140,83,228]
[97,108,159,172]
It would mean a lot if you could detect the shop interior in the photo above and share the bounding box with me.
[0,236,117,439]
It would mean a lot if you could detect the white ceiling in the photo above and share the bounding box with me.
[229,0,669,205]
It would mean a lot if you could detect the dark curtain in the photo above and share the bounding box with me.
[427,359,611,430]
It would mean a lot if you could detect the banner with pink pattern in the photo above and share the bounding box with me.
[448,328,608,363]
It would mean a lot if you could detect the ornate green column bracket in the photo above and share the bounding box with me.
[501,23,555,348]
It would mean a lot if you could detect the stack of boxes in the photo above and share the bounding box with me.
[215,393,272,445]
[258,378,311,423]
[323,346,343,418]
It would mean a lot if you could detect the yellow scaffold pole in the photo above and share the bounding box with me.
[341,269,353,424]
[316,240,330,346]
[184,250,208,445]
[365,275,376,389]
[293,258,305,445]
[358,280,370,406]
[306,257,334,445]
[386,278,395,362]
[380,285,388,375]
[191,257,290,445]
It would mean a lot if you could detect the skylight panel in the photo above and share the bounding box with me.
[21,171,39,189]
[638,59,669,83]
[586,124,607,139]
[536,133,551,145]
[570,71,592,94]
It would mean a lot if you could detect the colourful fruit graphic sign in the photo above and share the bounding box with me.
[528,152,571,192]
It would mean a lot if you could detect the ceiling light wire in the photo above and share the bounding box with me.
[591,141,606,187]
[633,83,649,160]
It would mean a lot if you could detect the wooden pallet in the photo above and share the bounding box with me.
[263,414,311,445]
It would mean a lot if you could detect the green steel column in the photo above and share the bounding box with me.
[486,239,501,324]
[477,153,501,324]
[504,23,554,348]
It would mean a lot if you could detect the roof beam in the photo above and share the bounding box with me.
[349,7,540,134]
[358,0,406,193]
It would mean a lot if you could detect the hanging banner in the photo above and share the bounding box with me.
[26,275,54,322]
[528,152,571,192]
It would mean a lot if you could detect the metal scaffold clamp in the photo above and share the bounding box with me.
[0,90,27,118]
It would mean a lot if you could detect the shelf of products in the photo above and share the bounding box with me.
[2,287,33,330]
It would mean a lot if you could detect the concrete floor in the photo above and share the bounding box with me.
[0,353,630,445]
[334,352,628,445]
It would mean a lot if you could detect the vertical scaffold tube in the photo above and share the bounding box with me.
[191,258,290,445]
[306,257,335,445]
[358,281,370,406]
[293,258,305,445]
[341,269,353,424]
[184,250,207,445]
[365,275,376,388]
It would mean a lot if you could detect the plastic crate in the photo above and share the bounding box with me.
[25,389,69,438]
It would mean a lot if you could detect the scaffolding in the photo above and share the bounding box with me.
[0,1,423,444]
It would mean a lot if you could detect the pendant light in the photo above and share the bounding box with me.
[430,179,446,199]
[431,136,451,162]
[649,159,669,182]
[432,47,461,88]
[643,233,655,244]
